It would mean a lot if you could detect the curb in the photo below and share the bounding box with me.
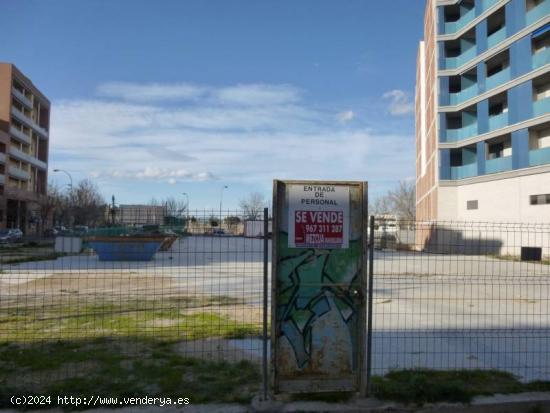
[251,392,550,413]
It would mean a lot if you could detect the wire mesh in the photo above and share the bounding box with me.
[0,210,270,405]
[2,213,550,402]
[370,218,550,385]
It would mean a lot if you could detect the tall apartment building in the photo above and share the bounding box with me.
[0,63,49,234]
[416,0,550,224]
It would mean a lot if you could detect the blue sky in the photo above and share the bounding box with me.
[1,0,424,209]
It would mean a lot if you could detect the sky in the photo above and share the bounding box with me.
[0,0,424,210]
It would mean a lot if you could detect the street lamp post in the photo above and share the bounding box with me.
[219,185,228,225]
[53,169,73,191]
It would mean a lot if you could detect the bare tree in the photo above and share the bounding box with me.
[40,183,66,231]
[387,180,415,220]
[370,180,416,220]
[239,192,266,220]
[369,196,393,216]
[163,196,187,217]
[70,179,106,227]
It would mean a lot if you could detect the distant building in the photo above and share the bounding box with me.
[0,63,50,234]
[416,0,550,224]
[117,204,166,225]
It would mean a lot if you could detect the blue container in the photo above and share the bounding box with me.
[88,237,164,261]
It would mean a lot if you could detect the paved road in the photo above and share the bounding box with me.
[2,237,550,380]
[371,250,550,381]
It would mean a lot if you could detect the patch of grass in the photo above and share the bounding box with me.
[371,369,550,406]
[0,252,66,265]
[0,338,260,409]
[0,300,260,343]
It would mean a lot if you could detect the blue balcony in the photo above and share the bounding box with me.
[487,26,507,49]
[449,83,478,105]
[533,47,550,70]
[485,67,511,91]
[529,147,550,166]
[481,0,500,12]
[533,97,550,117]
[488,112,508,131]
[444,46,477,70]
[526,0,550,26]
[486,155,513,174]
[444,122,478,142]
[450,162,478,179]
[443,8,476,34]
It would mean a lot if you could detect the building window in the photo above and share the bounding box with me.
[530,194,550,205]
[467,200,478,210]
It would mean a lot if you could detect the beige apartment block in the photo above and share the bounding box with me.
[0,63,49,234]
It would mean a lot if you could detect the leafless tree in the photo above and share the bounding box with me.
[163,196,187,217]
[70,179,106,227]
[369,196,393,216]
[40,183,66,231]
[370,180,415,220]
[239,191,267,220]
[387,180,416,221]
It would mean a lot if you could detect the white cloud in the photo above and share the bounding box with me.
[99,167,214,182]
[382,89,414,116]
[97,82,207,102]
[96,81,301,107]
[50,81,414,191]
[337,110,355,123]
[215,84,301,106]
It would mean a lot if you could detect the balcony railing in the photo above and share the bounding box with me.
[533,47,550,70]
[11,88,32,109]
[9,147,47,170]
[481,0,500,13]
[0,174,4,185]
[486,155,512,174]
[450,162,478,179]
[533,96,550,117]
[8,165,30,181]
[9,125,31,145]
[449,83,478,106]
[10,107,49,138]
[0,153,5,163]
[443,8,476,34]
[488,111,508,131]
[444,122,478,142]
[486,67,511,91]
[526,0,550,27]
[529,146,550,167]
[487,26,506,49]
[444,46,477,70]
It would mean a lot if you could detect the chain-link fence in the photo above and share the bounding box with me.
[0,210,270,406]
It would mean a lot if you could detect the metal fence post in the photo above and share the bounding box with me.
[262,207,269,400]
[366,215,375,396]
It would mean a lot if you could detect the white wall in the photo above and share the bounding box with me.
[438,171,550,223]
[437,172,550,256]
[438,186,458,220]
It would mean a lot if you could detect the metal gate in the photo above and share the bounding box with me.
[271,180,368,394]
